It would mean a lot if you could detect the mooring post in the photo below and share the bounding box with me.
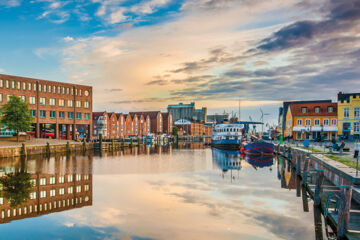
[337,186,352,239]
[302,157,310,181]
[112,139,115,151]
[314,170,324,207]
[313,205,324,240]
[130,138,133,148]
[122,138,125,148]
[296,152,302,175]
[99,134,103,150]
[21,143,26,157]
[302,184,309,212]
[66,141,71,153]
[296,175,301,197]
[46,142,50,156]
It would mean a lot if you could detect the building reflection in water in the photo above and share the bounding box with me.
[0,154,93,224]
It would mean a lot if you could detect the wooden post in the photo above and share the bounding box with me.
[46,142,50,156]
[99,134,103,150]
[314,170,324,207]
[313,205,324,240]
[21,143,26,157]
[302,157,310,181]
[112,139,115,151]
[337,186,352,239]
[296,152,301,175]
[296,175,301,197]
[66,141,71,153]
[302,184,309,212]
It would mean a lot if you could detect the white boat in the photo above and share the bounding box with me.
[211,123,243,150]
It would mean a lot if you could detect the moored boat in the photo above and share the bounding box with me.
[244,141,274,155]
[211,123,243,150]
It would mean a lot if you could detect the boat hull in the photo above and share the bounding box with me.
[211,139,241,150]
[244,141,274,155]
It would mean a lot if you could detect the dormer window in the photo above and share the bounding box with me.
[314,107,320,113]
[301,107,307,113]
[327,106,334,113]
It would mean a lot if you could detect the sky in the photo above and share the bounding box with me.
[0,0,359,125]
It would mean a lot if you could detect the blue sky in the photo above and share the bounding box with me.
[0,0,359,124]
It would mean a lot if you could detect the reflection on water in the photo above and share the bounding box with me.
[0,145,318,240]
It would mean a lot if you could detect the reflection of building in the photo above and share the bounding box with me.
[0,173,92,224]
[284,101,338,140]
[168,102,207,123]
[337,92,360,140]
[0,74,93,140]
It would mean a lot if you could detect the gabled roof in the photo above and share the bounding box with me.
[289,102,337,117]
[93,111,107,117]
[129,111,160,120]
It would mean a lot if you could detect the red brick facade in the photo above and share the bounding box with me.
[0,74,93,140]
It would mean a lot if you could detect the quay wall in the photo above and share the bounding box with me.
[275,144,360,204]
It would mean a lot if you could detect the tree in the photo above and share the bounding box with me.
[172,125,179,136]
[0,95,33,141]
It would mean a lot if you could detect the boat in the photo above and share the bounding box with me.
[211,123,243,150]
[245,154,273,168]
[243,140,274,155]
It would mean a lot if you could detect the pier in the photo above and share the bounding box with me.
[275,144,360,239]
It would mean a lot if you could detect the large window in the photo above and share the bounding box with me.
[331,119,337,126]
[31,110,36,117]
[0,94,2,102]
[59,99,65,106]
[355,108,360,118]
[68,100,73,107]
[59,111,65,119]
[40,97,46,105]
[314,119,320,126]
[40,178,46,185]
[76,112,82,119]
[0,79,3,88]
[30,96,36,104]
[84,101,90,108]
[40,191,46,198]
[297,119,302,126]
[68,112,74,119]
[344,108,349,118]
[50,111,56,118]
[354,122,360,133]
[40,110,46,118]
[76,101,82,108]
[305,119,311,126]
[323,119,329,126]
[85,113,90,120]
[314,107,320,113]
[49,98,56,106]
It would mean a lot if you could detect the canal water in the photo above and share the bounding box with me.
[0,144,319,240]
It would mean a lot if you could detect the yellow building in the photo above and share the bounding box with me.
[337,92,360,140]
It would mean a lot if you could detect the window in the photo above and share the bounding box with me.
[85,113,90,120]
[297,119,302,126]
[59,99,65,106]
[30,96,36,104]
[286,120,291,127]
[84,90,89,96]
[30,178,36,186]
[0,79,3,87]
[76,101,82,108]
[68,112,74,119]
[40,191,46,198]
[305,119,311,126]
[76,185,82,193]
[20,96,25,101]
[53,86,56,93]
[48,85,52,93]
[11,81,15,89]
[323,119,329,126]
[331,119,337,126]
[50,111,56,118]
[68,100,73,107]
[50,177,56,184]
[0,197,3,205]
[31,110,36,117]
[28,83,32,90]
[76,112,82,119]
[43,85,46,92]
[17,81,21,89]
[68,175,73,182]
[59,111,65,119]
[301,107,307,113]
[84,101,90,108]
[38,84,42,92]
[314,107,320,113]
[84,174,89,180]
[30,192,37,199]
[23,82,26,90]
[58,86,61,94]
[76,174,81,181]
[62,87,65,94]
[50,98,56,106]
[40,110,46,118]
[75,89,78,96]
[50,189,56,197]
[314,119,320,126]
[5,80,9,88]
[67,88,70,94]
[84,184,90,191]
[68,186,73,194]
[33,83,37,91]
[0,94,2,102]
[59,176,64,183]
[344,108,349,118]
[40,178,46,185]
[355,108,360,118]
[59,188,65,195]
[40,97,46,105]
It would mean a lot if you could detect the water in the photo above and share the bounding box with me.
[0,144,318,240]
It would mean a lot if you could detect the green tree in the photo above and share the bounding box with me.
[1,95,33,141]
[0,171,33,208]
[172,125,179,136]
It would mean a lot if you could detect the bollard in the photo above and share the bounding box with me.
[356,155,359,177]
[112,139,115,151]
[296,153,301,175]
[122,138,125,148]
[314,170,324,207]
[337,186,352,239]
[82,141,86,153]
[302,184,309,212]
[313,205,324,240]
[99,134,103,150]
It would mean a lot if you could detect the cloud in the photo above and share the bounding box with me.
[105,88,123,92]
[0,0,21,7]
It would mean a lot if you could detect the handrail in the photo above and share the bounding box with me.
[324,193,340,217]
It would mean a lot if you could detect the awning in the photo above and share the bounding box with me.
[292,126,338,132]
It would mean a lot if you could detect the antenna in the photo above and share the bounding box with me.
[238,99,241,122]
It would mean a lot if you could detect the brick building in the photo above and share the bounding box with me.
[124,114,133,137]
[92,112,109,139]
[0,74,93,140]
[130,111,163,135]
[175,121,213,137]
[0,173,92,223]
[161,112,173,134]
